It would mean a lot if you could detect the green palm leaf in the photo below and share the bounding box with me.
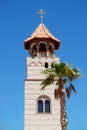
[41,62,81,98]
[41,75,54,90]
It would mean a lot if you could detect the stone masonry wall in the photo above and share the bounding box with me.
[26,57,60,79]
[24,56,62,130]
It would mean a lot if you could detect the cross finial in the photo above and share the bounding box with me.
[37,9,46,23]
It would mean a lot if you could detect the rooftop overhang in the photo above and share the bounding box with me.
[24,37,61,50]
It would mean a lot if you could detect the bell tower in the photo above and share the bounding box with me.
[24,22,61,130]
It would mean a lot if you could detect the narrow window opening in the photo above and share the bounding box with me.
[45,100,50,113]
[38,100,43,113]
[45,62,48,68]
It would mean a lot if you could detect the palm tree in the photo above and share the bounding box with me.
[41,62,81,130]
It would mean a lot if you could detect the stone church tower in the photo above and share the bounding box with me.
[24,22,61,130]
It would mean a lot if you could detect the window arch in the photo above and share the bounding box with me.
[37,95,51,114]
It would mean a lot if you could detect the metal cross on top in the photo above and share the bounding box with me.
[37,9,46,23]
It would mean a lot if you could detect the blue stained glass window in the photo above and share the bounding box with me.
[45,100,50,113]
[38,100,43,113]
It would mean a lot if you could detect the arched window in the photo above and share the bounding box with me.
[39,43,46,52]
[37,95,51,114]
[45,62,48,68]
[38,100,43,113]
[45,100,50,113]
[39,42,47,57]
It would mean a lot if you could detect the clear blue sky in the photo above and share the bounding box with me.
[0,0,87,130]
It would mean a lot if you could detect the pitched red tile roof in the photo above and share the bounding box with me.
[24,23,60,50]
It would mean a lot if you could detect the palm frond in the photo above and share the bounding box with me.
[65,65,81,81]
[62,78,68,85]
[53,62,66,77]
[65,87,70,99]
[72,67,80,73]
[69,83,77,93]
[42,68,57,77]
[41,75,54,90]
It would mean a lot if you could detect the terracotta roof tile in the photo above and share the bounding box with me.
[24,23,60,43]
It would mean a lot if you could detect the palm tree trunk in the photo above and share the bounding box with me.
[60,92,68,130]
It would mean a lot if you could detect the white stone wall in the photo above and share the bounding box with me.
[24,56,62,130]
[26,57,60,79]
